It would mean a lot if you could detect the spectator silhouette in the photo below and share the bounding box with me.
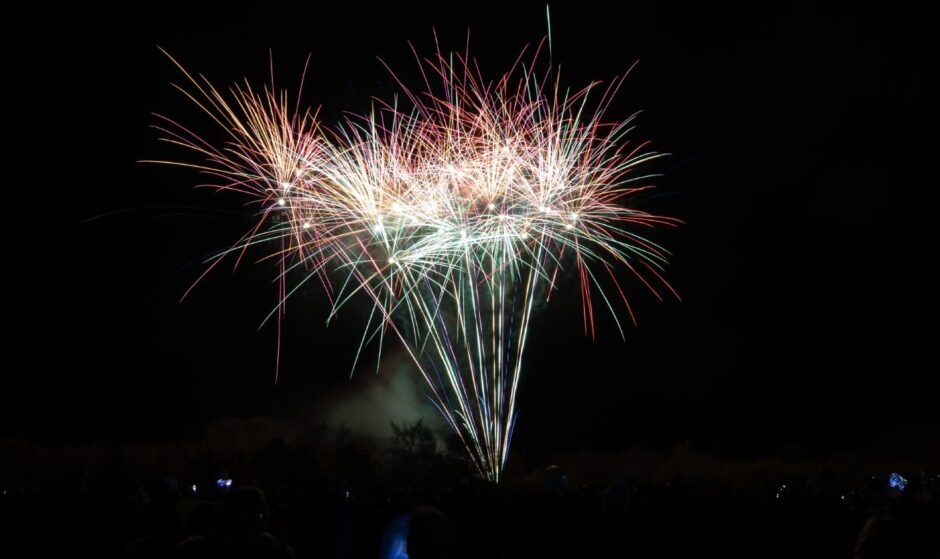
[213,485,295,559]
[408,506,453,559]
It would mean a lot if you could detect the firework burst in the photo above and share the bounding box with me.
[153,37,679,482]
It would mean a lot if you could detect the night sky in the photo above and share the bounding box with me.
[11,4,933,462]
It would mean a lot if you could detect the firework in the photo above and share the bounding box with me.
[153,38,678,482]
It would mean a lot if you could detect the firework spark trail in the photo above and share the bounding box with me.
[153,39,679,482]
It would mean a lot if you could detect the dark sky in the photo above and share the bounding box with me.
[10,3,934,461]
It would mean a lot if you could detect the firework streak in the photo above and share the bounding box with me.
[150,40,679,482]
